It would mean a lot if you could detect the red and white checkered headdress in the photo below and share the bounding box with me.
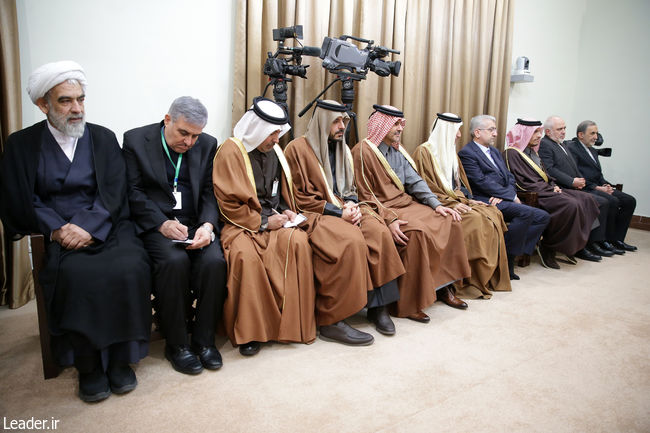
[366,105,406,146]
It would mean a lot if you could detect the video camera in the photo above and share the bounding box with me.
[594,132,612,157]
[263,25,321,81]
[320,35,401,77]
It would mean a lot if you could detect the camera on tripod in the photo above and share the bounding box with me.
[263,25,321,80]
[320,35,401,77]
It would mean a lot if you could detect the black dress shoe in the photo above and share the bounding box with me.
[165,344,203,375]
[589,243,614,257]
[78,368,111,403]
[600,241,625,255]
[575,248,601,262]
[367,306,396,335]
[614,240,637,252]
[107,363,137,394]
[239,341,261,356]
[436,286,468,309]
[191,343,223,370]
[320,321,374,346]
[537,245,560,269]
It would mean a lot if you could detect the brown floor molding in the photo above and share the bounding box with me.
[630,215,650,231]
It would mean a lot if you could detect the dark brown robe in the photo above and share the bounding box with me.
[413,145,511,298]
[351,139,470,317]
[503,147,599,255]
[213,138,316,345]
[285,137,405,321]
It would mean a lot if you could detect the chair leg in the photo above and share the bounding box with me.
[30,234,60,379]
[517,254,531,267]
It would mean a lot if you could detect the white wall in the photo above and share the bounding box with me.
[16,0,235,144]
[508,0,650,216]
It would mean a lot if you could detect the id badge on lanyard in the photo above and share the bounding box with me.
[162,128,183,210]
[271,178,279,197]
[173,190,182,209]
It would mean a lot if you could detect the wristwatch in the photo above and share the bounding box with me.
[200,223,215,243]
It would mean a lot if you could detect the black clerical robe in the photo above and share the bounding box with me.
[0,121,151,364]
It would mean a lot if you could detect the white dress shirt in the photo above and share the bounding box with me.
[473,140,498,168]
[47,121,78,162]
[578,140,597,163]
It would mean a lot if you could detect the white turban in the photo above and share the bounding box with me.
[423,113,463,194]
[233,98,291,152]
[27,60,87,104]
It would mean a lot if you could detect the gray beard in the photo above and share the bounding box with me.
[47,111,85,138]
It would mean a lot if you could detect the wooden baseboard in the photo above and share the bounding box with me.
[630,215,650,231]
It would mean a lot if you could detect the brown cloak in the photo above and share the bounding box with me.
[213,138,316,345]
[285,137,405,322]
[413,145,511,298]
[351,139,470,317]
[503,147,599,255]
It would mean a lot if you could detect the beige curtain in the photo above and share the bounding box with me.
[1,0,34,308]
[233,0,514,153]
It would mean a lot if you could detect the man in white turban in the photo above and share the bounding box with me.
[212,97,316,356]
[0,61,151,402]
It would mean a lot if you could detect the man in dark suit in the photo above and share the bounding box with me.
[539,116,621,259]
[123,96,227,375]
[567,120,637,251]
[458,115,549,279]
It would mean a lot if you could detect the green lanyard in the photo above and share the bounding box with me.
[161,128,182,192]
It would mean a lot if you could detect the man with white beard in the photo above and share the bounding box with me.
[0,61,151,403]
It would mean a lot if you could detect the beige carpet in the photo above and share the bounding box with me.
[1,229,649,433]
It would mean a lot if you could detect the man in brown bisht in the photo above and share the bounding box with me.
[504,118,600,269]
[212,97,316,356]
[285,100,405,337]
[413,113,511,299]
[351,105,471,323]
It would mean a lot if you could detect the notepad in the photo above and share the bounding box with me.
[283,213,307,228]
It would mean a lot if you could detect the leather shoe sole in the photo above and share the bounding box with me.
[437,286,468,310]
[614,240,637,252]
[600,241,625,255]
[590,243,614,257]
[192,344,223,370]
[79,369,111,403]
[107,364,137,394]
[239,341,261,356]
[319,321,374,346]
[575,248,602,262]
[165,345,203,375]
[407,310,430,323]
[367,307,396,336]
